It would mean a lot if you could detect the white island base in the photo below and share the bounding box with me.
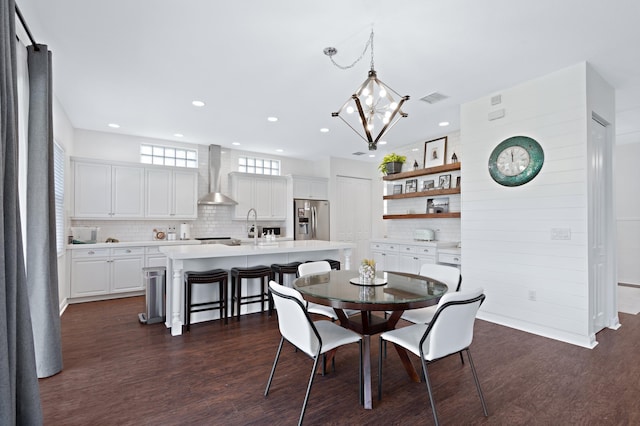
[160,240,354,336]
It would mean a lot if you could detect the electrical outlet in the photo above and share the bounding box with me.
[551,228,571,240]
[528,290,537,301]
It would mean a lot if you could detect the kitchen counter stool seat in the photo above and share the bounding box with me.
[231,265,273,320]
[184,268,229,331]
[270,262,302,288]
[324,259,341,270]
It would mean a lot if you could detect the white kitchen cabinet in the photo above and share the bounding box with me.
[370,242,399,273]
[291,175,328,200]
[230,172,287,220]
[70,246,144,299]
[370,242,438,274]
[145,167,198,219]
[73,161,145,219]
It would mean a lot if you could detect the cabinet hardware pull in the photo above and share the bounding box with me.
[453,257,459,261]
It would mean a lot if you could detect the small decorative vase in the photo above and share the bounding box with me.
[359,263,376,285]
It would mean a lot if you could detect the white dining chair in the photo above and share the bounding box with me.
[400,263,462,324]
[297,261,359,319]
[378,288,488,426]
[265,280,363,426]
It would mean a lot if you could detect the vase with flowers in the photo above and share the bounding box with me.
[359,258,376,284]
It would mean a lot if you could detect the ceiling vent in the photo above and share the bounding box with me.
[420,92,449,104]
[352,151,367,156]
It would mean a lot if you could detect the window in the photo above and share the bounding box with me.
[54,141,65,255]
[140,144,198,168]
[238,156,281,175]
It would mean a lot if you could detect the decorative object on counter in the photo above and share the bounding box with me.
[488,135,544,186]
[358,259,376,285]
[427,197,450,214]
[392,184,403,195]
[153,228,166,240]
[424,136,447,168]
[413,160,420,170]
[451,152,458,163]
[439,174,451,189]
[167,226,177,241]
[325,29,409,151]
[422,179,435,191]
[378,152,406,175]
[70,226,99,244]
[405,178,418,193]
[105,237,119,243]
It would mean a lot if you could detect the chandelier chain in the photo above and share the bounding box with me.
[329,30,375,71]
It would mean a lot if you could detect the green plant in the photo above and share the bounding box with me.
[378,153,407,174]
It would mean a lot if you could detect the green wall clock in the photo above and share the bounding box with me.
[488,136,544,186]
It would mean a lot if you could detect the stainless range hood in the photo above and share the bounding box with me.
[198,144,237,205]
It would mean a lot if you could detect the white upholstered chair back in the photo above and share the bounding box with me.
[298,261,331,277]
[418,263,461,293]
[269,280,320,357]
[421,288,484,360]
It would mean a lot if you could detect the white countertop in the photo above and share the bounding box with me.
[66,239,202,249]
[438,247,462,255]
[370,238,458,248]
[159,240,354,260]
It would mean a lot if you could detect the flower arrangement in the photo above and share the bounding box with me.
[359,258,376,284]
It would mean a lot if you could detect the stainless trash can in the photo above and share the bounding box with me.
[138,266,166,324]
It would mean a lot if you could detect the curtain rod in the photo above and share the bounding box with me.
[15,4,40,51]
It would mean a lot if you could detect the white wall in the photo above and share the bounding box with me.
[616,142,640,285]
[460,62,615,348]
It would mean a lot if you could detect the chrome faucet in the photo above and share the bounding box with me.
[246,208,258,245]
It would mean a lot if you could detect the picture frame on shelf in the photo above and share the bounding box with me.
[405,179,418,193]
[424,136,447,168]
[456,176,461,188]
[427,197,450,214]
[439,174,451,189]
[422,179,435,191]
[392,184,403,195]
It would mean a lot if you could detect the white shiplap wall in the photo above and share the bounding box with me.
[461,63,614,348]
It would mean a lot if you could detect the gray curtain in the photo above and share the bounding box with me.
[0,0,44,423]
[26,43,63,378]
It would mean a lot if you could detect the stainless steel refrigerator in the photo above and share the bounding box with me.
[294,199,330,240]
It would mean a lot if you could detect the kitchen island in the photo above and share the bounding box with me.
[160,240,354,335]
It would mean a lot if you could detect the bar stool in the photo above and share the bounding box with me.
[324,259,341,270]
[270,261,302,288]
[184,269,229,331]
[230,265,273,320]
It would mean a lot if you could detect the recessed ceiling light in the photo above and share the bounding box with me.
[412,148,419,151]
[276,149,283,153]
[320,128,329,133]
[438,121,450,127]
[368,154,376,158]
[267,116,278,122]
[379,140,387,145]
[173,133,184,138]
[108,123,120,128]
[192,100,205,107]
[232,142,241,146]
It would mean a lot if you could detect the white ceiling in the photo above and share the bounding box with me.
[17,0,640,162]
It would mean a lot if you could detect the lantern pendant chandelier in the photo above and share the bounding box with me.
[325,29,409,151]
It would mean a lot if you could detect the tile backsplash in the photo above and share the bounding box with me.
[71,205,287,242]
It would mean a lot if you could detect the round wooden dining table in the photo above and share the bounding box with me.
[293,269,448,410]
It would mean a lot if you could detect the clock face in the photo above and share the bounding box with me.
[496,145,530,176]
[488,136,544,186]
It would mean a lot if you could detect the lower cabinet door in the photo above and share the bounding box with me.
[71,258,110,297]
[111,256,144,292]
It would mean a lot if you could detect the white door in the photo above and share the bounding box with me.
[336,176,372,265]
[589,116,617,333]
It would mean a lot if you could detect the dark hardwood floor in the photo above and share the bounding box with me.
[39,296,640,425]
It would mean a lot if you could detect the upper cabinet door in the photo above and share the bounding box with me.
[145,168,173,218]
[292,176,328,200]
[230,172,287,220]
[73,162,112,218]
[172,169,198,218]
[112,166,145,218]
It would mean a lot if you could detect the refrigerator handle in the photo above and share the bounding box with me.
[311,206,316,239]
